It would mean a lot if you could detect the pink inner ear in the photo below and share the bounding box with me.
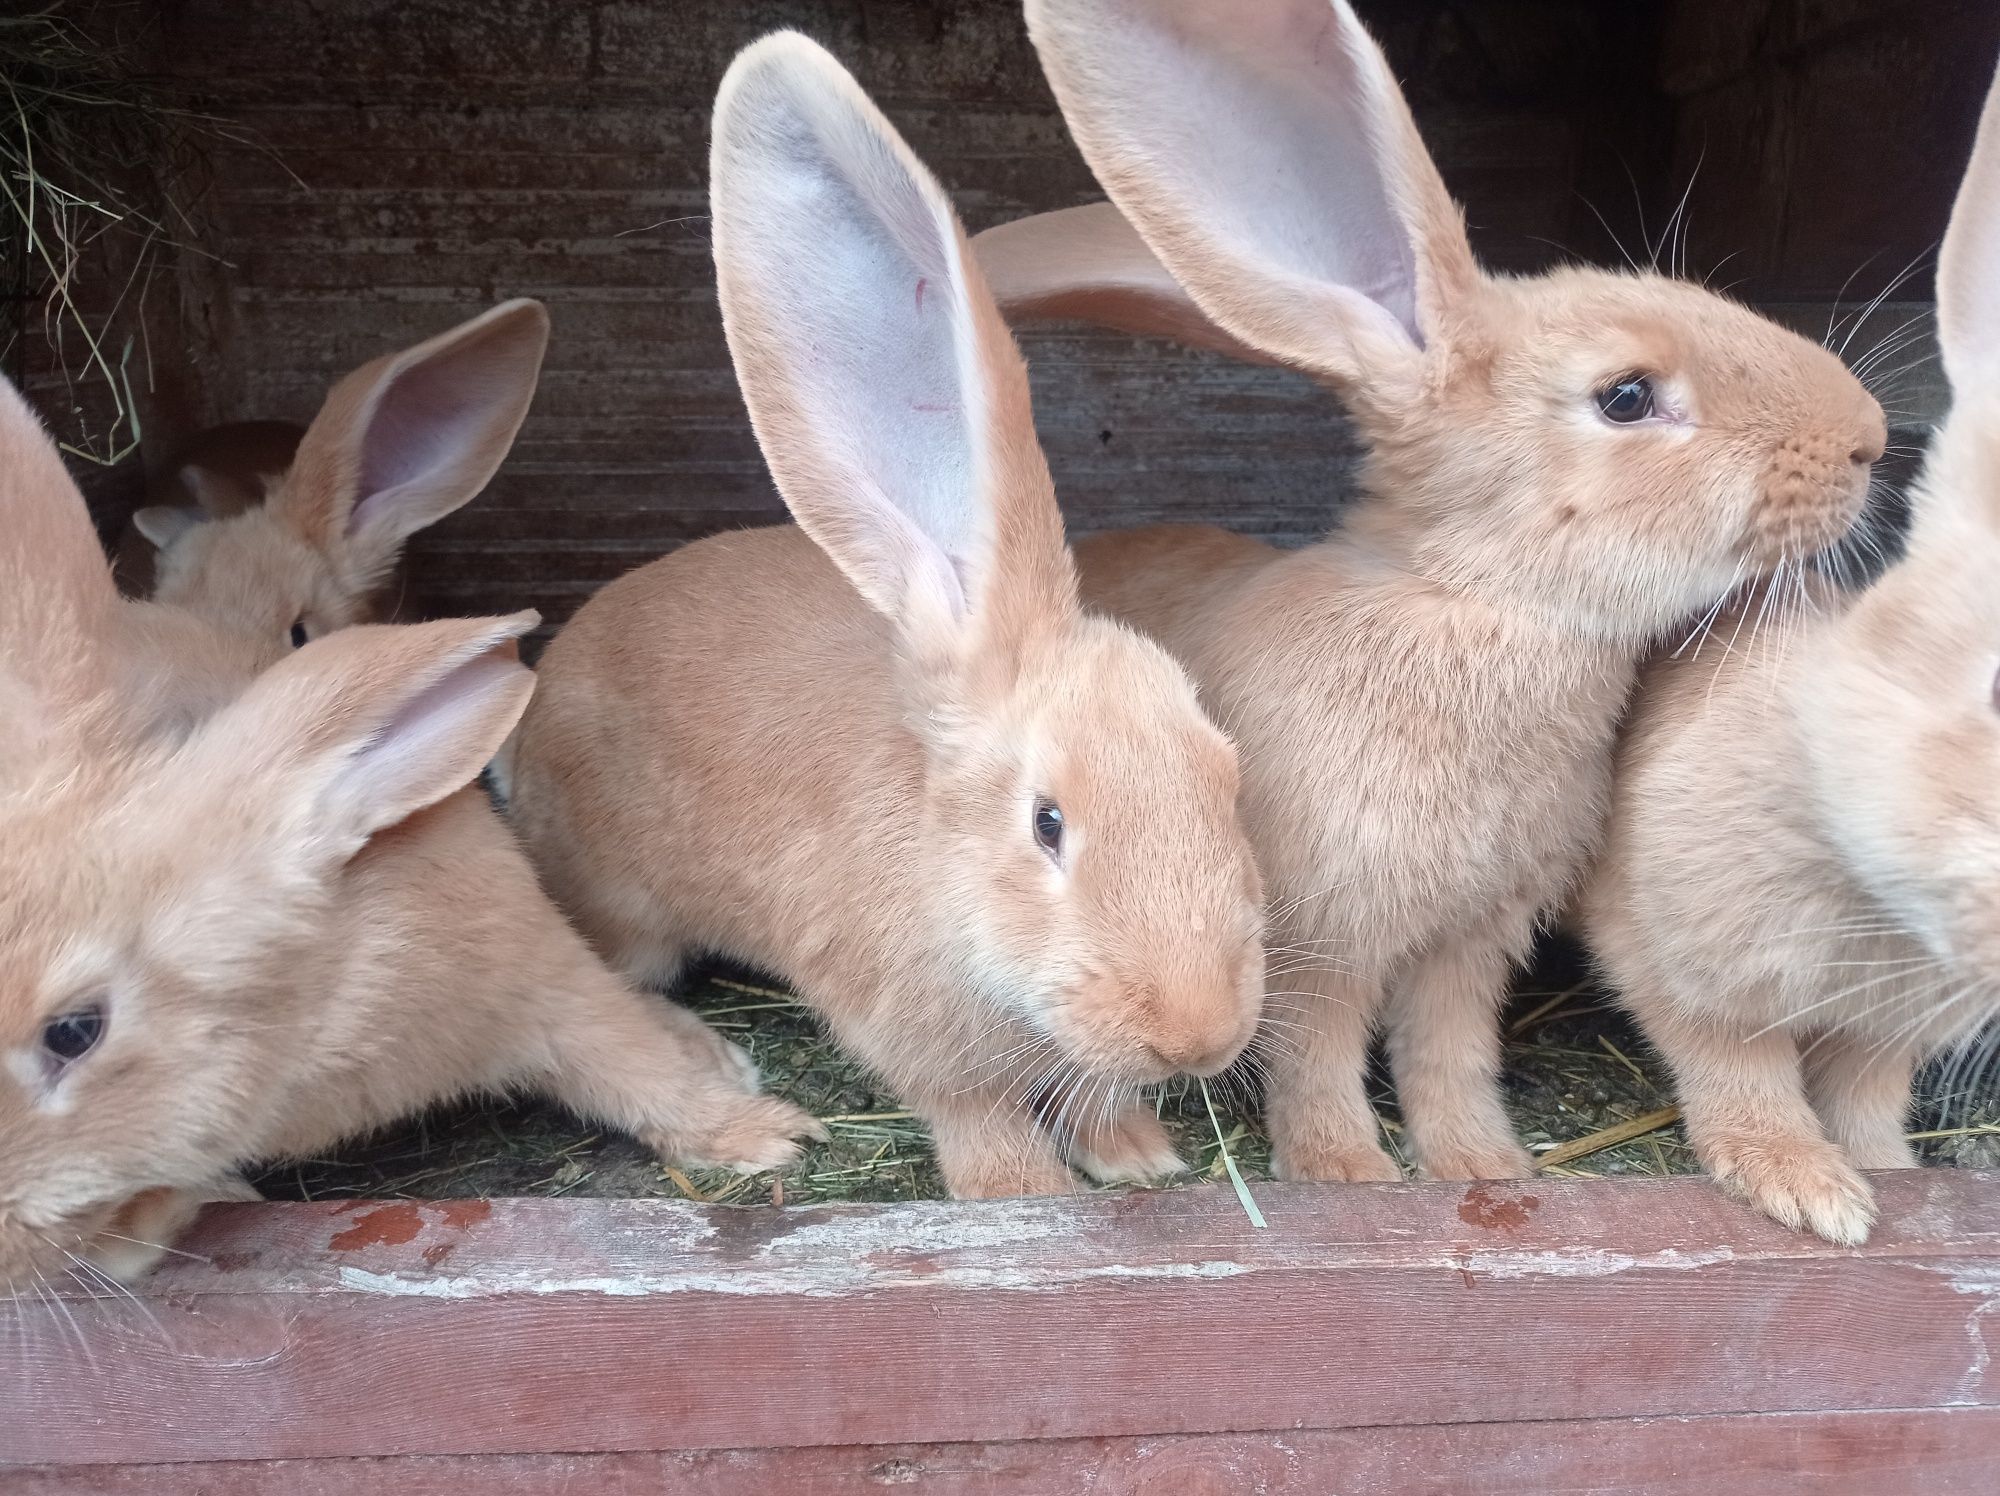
[348,355,512,537]
[337,643,525,832]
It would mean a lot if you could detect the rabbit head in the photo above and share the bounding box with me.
[0,377,540,1286]
[982,0,1887,642]
[0,612,536,1289]
[1790,69,2000,1015]
[136,300,548,660]
[712,33,1265,1082]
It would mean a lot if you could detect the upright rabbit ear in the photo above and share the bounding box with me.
[132,504,209,551]
[973,203,1275,363]
[175,611,538,860]
[1025,0,1480,383]
[1937,61,2000,396]
[711,33,1074,673]
[0,379,119,727]
[280,299,550,580]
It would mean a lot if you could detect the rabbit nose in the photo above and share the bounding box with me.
[1850,408,1888,467]
[1147,1012,1249,1077]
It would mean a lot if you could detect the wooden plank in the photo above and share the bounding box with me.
[3,1173,1998,1467]
[12,1408,2000,1495]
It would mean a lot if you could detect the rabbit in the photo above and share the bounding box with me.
[112,420,306,596]
[503,33,1266,1200]
[963,0,1888,1184]
[1578,65,2000,1245]
[1,392,821,1288]
[134,300,548,660]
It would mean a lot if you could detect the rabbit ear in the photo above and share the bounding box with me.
[280,299,550,576]
[1025,0,1480,383]
[973,203,1276,364]
[177,611,538,858]
[178,463,258,518]
[0,379,119,718]
[711,32,1074,672]
[133,504,208,551]
[1937,62,2000,394]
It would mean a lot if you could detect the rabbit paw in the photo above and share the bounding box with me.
[1704,1132,1877,1245]
[1270,1136,1404,1183]
[942,1145,1079,1199]
[652,1095,826,1176]
[1418,1139,1535,1182]
[1067,1106,1188,1185]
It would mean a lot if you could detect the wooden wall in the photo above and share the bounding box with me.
[19,0,1982,628]
[133,0,1660,629]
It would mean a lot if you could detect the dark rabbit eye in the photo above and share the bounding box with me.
[1033,800,1065,857]
[1595,376,1657,424]
[42,1006,107,1067]
[289,620,310,649]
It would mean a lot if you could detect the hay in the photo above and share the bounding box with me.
[254,936,1998,1206]
[0,3,257,465]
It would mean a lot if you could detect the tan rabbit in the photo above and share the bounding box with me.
[1,396,818,1289]
[136,300,548,658]
[506,34,1265,1199]
[968,0,1886,1183]
[1580,67,2000,1245]
[112,420,305,596]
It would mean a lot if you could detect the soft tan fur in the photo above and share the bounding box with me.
[142,300,550,653]
[116,420,305,595]
[981,0,1886,1182]
[1581,67,2000,1244]
[506,35,1265,1198]
[0,316,819,1288]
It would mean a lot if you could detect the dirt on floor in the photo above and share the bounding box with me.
[254,934,2000,1209]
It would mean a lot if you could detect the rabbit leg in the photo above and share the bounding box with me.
[1804,1034,1920,1170]
[1264,967,1401,1182]
[87,1179,251,1282]
[1064,1102,1188,1185]
[538,962,823,1175]
[1648,1005,1876,1244]
[922,1090,1079,1197]
[1387,929,1533,1180]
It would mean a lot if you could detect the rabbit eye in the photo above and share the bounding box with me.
[42,1006,107,1068]
[289,620,309,649]
[1033,799,1065,858]
[1595,376,1657,425]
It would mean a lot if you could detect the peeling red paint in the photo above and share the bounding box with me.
[434,1199,492,1232]
[328,1203,425,1252]
[328,1198,491,1254]
[1458,1183,1541,1232]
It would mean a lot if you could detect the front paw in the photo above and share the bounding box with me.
[1269,1128,1403,1183]
[1067,1107,1188,1185]
[1419,1137,1534,1182]
[1703,1132,1877,1245]
[653,1095,826,1176]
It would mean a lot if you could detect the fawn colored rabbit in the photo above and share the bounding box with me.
[506,34,1265,1198]
[972,0,1885,1181]
[1581,65,2000,1244]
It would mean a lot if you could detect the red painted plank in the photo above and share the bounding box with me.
[11,1409,2000,1495]
[2,1174,1998,1466]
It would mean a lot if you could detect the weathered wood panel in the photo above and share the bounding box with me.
[137,0,1666,627]
[3,1173,1997,1469]
[1659,0,2000,302]
[16,1410,2000,1495]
